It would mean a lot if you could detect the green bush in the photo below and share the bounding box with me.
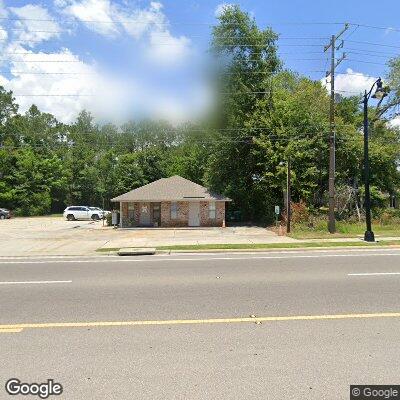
[106,213,112,226]
[378,208,400,225]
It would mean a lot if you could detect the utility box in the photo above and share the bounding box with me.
[111,210,119,226]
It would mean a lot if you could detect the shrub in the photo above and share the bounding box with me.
[378,208,400,225]
[290,201,309,224]
[106,212,112,226]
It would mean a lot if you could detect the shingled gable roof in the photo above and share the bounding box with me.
[111,175,231,202]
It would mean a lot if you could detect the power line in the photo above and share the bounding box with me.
[346,39,400,49]
[3,135,398,151]
[1,17,400,35]
[348,23,400,33]
[0,38,325,47]
[0,16,346,25]
[11,94,95,97]
[1,71,96,75]
[335,71,377,78]
[0,28,330,41]
[345,47,399,56]
[0,60,84,63]
[346,58,389,66]
[347,51,395,59]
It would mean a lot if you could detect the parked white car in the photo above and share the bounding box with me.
[63,206,104,221]
[89,207,111,217]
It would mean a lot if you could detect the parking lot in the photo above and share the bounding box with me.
[0,217,295,257]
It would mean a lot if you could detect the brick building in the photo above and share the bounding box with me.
[111,176,231,228]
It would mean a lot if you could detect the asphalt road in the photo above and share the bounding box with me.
[1,249,400,399]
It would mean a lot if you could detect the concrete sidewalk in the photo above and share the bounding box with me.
[1,217,399,257]
[100,226,297,250]
[0,217,295,256]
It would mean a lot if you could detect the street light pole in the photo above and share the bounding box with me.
[363,91,374,242]
[362,77,388,242]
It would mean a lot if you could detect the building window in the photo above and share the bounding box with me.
[171,202,178,219]
[209,202,216,219]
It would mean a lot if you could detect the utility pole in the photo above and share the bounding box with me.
[324,23,348,234]
[286,157,291,234]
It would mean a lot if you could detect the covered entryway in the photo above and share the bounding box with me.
[140,202,151,226]
[152,203,161,227]
[188,202,200,227]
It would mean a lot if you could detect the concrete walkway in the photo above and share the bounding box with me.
[101,226,297,250]
[0,217,295,256]
[1,217,399,257]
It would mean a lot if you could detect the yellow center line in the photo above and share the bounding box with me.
[0,312,400,332]
[0,328,23,333]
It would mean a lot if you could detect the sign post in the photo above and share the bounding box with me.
[274,205,280,228]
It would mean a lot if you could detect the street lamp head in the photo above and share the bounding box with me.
[371,77,389,100]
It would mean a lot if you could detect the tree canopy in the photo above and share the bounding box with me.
[0,6,399,222]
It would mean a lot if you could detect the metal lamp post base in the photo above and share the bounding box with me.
[364,230,375,242]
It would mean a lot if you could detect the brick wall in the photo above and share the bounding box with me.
[200,201,225,227]
[121,203,128,228]
[121,200,226,228]
[121,202,140,227]
[160,201,189,227]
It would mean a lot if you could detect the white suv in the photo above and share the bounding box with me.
[63,206,104,221]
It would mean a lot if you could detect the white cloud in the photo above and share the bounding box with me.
[0,0,8,17]
[322,68,377,97]
[0,43,101,123]
[57,0,191,65]
[119,1,164,39]
[0,1,7,42]
[57,0,120,36]
[0,1,197,123]
[215,3,234,17]
[147,29,190,65]
[9,4,62,46]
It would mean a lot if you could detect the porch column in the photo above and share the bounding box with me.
[119,202,122,228]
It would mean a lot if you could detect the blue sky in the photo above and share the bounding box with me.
[0,0,399,124]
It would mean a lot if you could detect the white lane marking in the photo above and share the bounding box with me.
[0,280,72,285]
[0,253,400,264]
[348,272,400,276]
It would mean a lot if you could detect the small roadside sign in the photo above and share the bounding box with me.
[274,205,280,215]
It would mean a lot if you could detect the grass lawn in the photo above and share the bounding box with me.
[96,240,400,252]
[289,221,400,239]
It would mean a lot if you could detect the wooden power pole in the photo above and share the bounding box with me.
[324,24,348,234]
[286,157,291,234]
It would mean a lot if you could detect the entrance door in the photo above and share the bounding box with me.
[188,202,200,227]
[152,203,161,227]
[140,203,151,226]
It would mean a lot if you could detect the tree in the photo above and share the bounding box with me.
[206,5,281,221]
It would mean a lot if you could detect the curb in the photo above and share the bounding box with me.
[154,244,400,254]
